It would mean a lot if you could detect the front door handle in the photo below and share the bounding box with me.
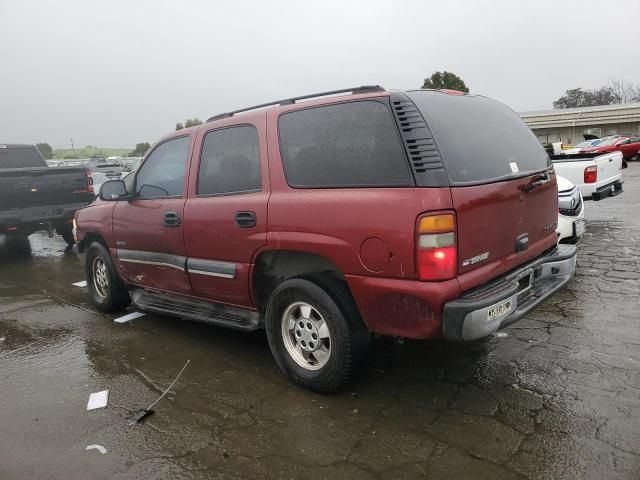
[235,211,256,228]
[164,210,181,227]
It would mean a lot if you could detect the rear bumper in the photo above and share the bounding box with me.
[589,180,623,201]
[442,244,577,341]
[0,202,88,229]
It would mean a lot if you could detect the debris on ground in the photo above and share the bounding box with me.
[85,444,107,454]
[494,332,509,338]
[127,359,190,425]
[72,281,87,288]
[114,312,146,324]
[87,390,109,410]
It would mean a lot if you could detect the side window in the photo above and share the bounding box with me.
[197,126,261,195]
[136,136,189,198]
[278,101,412,188]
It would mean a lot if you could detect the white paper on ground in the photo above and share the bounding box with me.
[86,444,107,454]
[114,312,146,324]
[87,390,109,410]
[72,281,88,287]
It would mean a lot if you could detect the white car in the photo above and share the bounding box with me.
[556,175,585,244]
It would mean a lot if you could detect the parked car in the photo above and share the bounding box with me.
[75,86,577,392]
[561,139,603,155]
[556,176,585,244]
[580,136,640,167]
[0,144,94,246]
[551,151,623,200]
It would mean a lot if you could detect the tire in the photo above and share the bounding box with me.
[4,234,31,258]
[265,275,370,393]
[85,241,131,312]
[60,224,75,247]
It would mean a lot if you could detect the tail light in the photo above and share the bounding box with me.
[416,213,457,281]
[584,166,597,184]
[74,168,94,193]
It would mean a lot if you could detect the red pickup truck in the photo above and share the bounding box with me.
[75,86,577,392]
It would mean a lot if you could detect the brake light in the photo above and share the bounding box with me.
[416,213,457,281]
[74,169,94,193]
[584,166,597,184]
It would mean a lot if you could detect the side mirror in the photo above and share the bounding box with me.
[99,180,128,201]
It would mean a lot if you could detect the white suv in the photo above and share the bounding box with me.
[557,176,585,244]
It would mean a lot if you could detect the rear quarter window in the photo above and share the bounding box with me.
[278,101,413,188]
[407,91,550,184]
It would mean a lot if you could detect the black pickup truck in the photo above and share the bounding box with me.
[0,144,94,247]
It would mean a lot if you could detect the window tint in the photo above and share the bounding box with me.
[278,101,412,188]
[136,136,189,198]
[197,126,261,195]
[0,147,46,168]
[407,91,550,184]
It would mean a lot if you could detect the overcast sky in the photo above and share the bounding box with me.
[2,0,639,148]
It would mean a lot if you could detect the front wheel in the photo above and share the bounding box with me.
[265,276,369,393]
[85,241,131,312]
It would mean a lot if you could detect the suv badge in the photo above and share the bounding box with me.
[462,251,490,267]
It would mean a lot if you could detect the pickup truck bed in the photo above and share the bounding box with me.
[0,144,94,243]
[551,151,623,200]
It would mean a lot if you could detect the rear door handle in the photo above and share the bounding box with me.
[235,211,256,228]
[164,210,181,227]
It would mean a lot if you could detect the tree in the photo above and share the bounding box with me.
[128,142,150,157]
[553,87,618,109]
[36,142,53,159]
[608,79,640,104]
[421,71,469,93]
[184,118,203,128]
[553,80,640,109]
[175,122,184,131]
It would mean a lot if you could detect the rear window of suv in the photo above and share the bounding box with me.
[278,101,413,188]
[406,91,550,184]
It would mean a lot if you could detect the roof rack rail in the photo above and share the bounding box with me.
[206,85,384,122]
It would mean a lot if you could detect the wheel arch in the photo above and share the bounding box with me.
[252,249,347,310]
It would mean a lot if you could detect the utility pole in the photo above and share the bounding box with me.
[70,138,76,158]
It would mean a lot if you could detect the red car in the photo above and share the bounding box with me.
[581,135,640,165]
[75,86,577,392]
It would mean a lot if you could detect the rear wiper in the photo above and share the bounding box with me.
[524,171,550,192]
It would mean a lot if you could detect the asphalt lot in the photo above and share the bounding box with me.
[1,167,639,480]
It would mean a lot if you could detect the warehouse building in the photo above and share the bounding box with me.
[520,103,640,146]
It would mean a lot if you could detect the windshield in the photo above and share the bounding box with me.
[407,91,550,184]
[598,138,622,147]
[576,140,601,148]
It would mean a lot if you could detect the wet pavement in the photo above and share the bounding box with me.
[1,168,639,480]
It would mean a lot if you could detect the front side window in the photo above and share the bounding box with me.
[136,136,189,198]
[197,126,261,195]
[278,101,412,188]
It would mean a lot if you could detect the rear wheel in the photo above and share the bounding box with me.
[85,241,130,312]
[265,275,370,393]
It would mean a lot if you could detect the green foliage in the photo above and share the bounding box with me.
[175,118,202,129]
[128,142,151,157]
[53,146,130,159]
[553,87,617,109]
[36,142,53,159]
[184,118,203,128]
[422,71,469,93]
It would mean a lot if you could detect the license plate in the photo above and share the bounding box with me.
[574,219,586,237]
[487,300,512,322]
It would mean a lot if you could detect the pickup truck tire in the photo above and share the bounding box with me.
[59,224,75,247]
[265,276,370,393]
[4,234,31,258]
[85,242,131,312]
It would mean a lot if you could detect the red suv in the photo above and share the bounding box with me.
[75,86,577,392]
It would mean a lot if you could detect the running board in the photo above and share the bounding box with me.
[130,289,261,331]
